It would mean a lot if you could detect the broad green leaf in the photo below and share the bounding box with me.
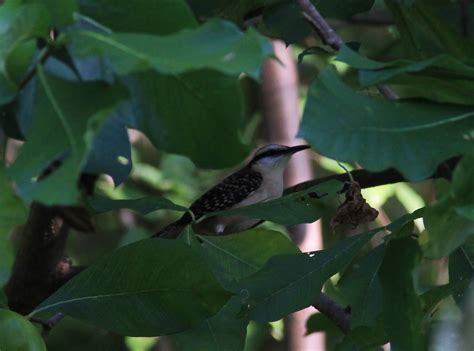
[337,244,385,328]
[0,292,7,308]
[79,0,197,34]
[423,197,474,259]
[32,239,231,336]
[385,0,474,60]
[336,46,474,105]
[87,194,187,214]
[262,2,312,45]
[0,166,27,287]
[262,0,374,44]
[120,69,250,168]
[335,325,387,351]
[452,154,474,221]
[171,297,248,351]
[25,0,77,27]
[0,3,49,104]
[449,238,474,307]
[379,237,425,351]
[239,229,377,322]
[69,20,273,79]
[299,67,474,181]
[202,179,343,226]
[83,115,132,185]
[185,0,263,22]
[0,309,46,351]
[7,69,126,205]
[423,155,474,258]
[199,229,299,287]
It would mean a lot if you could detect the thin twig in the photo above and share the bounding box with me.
[30,312,65,338]
[296,0,399,100]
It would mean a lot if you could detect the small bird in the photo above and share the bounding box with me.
[154,144,311,238]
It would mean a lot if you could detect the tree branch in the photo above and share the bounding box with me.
[296,0,399,100]
[313,292,350,333]
[4,203,79,315]
[285,157,459,195]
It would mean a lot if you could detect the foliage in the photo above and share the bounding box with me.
[1,0,474,350]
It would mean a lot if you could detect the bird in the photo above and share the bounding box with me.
[154,144,311,239]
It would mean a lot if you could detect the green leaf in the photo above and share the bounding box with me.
[0,309,46,351]
[449,238,474,307]
[171,297,248,351]
[202,179,343,226]
[262,2,312,45]
[121,69,250,169]
[83,115,132,185]
[423,155,474,258]
[87,194,187,215]
[298,67,474,181]
[423,197,474,258]
[239,229,377,322]
[32,239,231,336]
[185,0,263,22]
[7,69,126,205]
[79,0,197,34]
[385,0,474,60]
[0,166,27,288]
[336,46,474,105]
[337,244,385,328]
[69,20,273,79]
[0,3,49,104]
[25,0,77,27]
[379,237,425,351]
[199,229,299,287]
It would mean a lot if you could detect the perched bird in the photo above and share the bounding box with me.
[154,144,310,238]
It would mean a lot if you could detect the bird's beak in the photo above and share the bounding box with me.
[287,144,311,154]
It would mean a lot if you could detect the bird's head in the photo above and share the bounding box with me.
[248,144,311,173]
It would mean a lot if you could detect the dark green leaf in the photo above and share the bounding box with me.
[337,244,385,328]
[31,239,231,336]
[379,237,425,351]
[423,197,474,258]
[449,238,474,306]
[83,115,132,185]
[199,229,299,287]
[185,0,263,22]
[240,229,377,322]
[299,67,474,181]
[171,297,248,351]
[79,0,197,34]
[313,0,375,20]
[25,0,77,26]
[306,312,343,337]
[385,0,474,60]
[120,70,250,168]
[262,2,312,45]
[202,179,343,226]
[336,46,474,105]
[423,155,474,258]
[7,69,126,205]
[0,309,46,351]
[87,194,187,214]
[335,326,386,351]
[69,20,273,79]
[0,166,27,287]
[0,3,49,104]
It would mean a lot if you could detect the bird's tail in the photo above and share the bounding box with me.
[152,213,192,239]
